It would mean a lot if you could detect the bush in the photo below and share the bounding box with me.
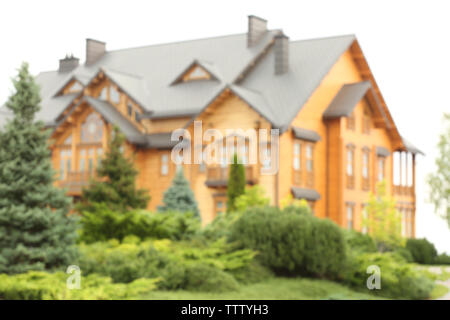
[184,263,239,292]
[0,271,158,300]
[77,238,256,291]
[406,238,438,264]
[228,261,273,284]
[434,253,450,265]
[78,203,200,243]
[344,230,377,253]
[229,206,347,279]
[345,252,434,299]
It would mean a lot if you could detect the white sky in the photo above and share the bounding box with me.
[0,0,449,253]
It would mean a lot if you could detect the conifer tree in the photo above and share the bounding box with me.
[158,168,199,217]
[227,153,246,212]
[77,126,149,213]
[0,62,78,274]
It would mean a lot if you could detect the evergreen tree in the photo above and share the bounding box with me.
[0,62,78,274]
[77,126,149,213]
[227,153,246,212]
[158,168,199,217]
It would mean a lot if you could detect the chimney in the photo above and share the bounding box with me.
[86,38,106,65]
[59,54,79,73]
[274,33,289,75]
[247,15,267,47]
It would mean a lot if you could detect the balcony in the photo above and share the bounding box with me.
[205,166,257,188]
[393,185,414,197]
[57,171,96,194]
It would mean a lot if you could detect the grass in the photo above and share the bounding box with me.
[140,277,386,300]
[430,284,449,300]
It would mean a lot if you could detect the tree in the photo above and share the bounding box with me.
[158,168,199,217]
[427,113,450,228]
[364,181,404,252]
[227,153,246,212]
[77,126,149,213]
[235,185,270,212]
[0,62,78,274]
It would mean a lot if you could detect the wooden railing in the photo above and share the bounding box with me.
[206,166,256,186]
[393,185,414,197]
[58,171,96,194]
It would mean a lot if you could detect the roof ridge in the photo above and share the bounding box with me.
[289,33,356,44]
[102,67,143,79]
[107,30,281,54]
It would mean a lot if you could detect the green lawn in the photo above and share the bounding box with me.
[140,277,386,300]
[430,284,449,300]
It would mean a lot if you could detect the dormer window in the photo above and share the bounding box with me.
[67,81,83,93]
[127,103,133,117]
[171,60,217,85]
[135,110,141,123]
[99,86,107,100]
[110,86,120,104]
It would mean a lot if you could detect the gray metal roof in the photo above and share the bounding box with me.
[30,31,356,130]
[376,146,391,157]
[322,81,371,119]
[291,186,321,201]
[400,136,425,155]
[84,96,147,145]
[292,126,321,142]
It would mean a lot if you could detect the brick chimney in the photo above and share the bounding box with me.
[247,15,267,47]
[59,54,79,73]
[274,33,289,75]
[86,38,106,65]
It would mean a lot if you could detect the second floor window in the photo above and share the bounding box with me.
[347,111,355,130]
[81,113,103,143]
[110,86,120,104]
[306,144,314,187]
[362,149,370,190]
[161,154,169,176]
[127,103,133,117]
[293,142,301,186]
[346,145,355,189]
[378,156,385,182]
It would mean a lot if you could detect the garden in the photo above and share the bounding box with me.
[0,63,449,300]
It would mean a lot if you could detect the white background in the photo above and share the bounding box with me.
[0,0,449,253]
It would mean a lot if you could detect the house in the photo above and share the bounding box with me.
[2,16,423,236]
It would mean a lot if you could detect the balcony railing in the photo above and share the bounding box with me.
[393,185,414,197]
[205,166,257,187]
[58,171,96,194]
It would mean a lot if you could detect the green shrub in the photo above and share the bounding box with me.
[78,203,200,243]
[392,247,414,263]
[229,206,347,279]
[228,261,273,284]
[345,252,434,299]
[434,253,450,265]
[344,230,377,253]
[77,238,256,291]
[406,238,438,264]
[184,263,239,292]
[0,271,158,300]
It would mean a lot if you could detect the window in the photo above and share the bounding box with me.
[306,144,314,187]
[362,106,371,134]
[347,112,355,130]
[79,150,86,172]
[262,145,271,169]
[63,134,72,146]
[99,86,107,100]
[378,157,385,182]
[97,148,103,167]
[346,145,355,189]
[362,205,368,234]
[214,197,226,216]
[127,103,133,117]
[66,81,83,93]
[135,110,141,123]
[293,142,301,186]
[81,113,104,143]
[161,154,169,176]
[59,149,72,180]
[347,204,354,230]
[110,86,120,104]
[362,149,370,191]
[183,65,211,82]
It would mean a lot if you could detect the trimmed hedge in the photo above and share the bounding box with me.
[406,238,438,265]
[228,206,347,279]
